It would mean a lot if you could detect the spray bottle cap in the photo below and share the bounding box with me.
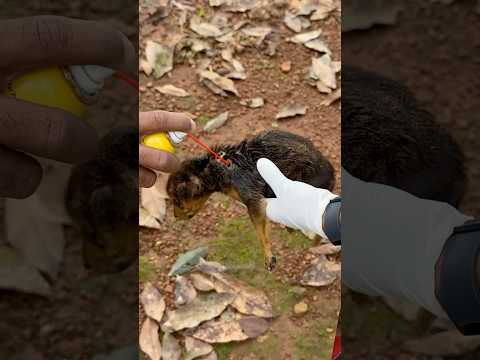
[168,131,187,145]
[69,65,115,97]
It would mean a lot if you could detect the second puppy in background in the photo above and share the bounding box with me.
[167,130,334,271]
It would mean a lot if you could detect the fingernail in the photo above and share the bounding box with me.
[190,119,196,132]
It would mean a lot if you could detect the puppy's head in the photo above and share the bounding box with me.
[167,157,215,219]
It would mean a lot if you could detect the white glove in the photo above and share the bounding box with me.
[342,169,472,318]
[256,158,338,238]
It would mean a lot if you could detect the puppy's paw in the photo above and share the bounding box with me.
[265,256,277,272]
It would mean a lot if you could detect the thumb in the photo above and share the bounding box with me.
[256,158,289,197]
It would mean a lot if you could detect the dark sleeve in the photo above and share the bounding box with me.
[322,197,341,245]
[435,220,480,335]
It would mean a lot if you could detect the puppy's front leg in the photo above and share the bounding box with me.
[248,199,276,271]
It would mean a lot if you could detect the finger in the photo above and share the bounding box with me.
[139,144,181,173]
[0,145,42,199]
[140,111,195,135]
[256,158,290,197]
[0,16,136,75]
[140,166,157,188]
[0,96,99,163]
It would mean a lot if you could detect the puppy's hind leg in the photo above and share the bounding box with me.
[248,199,276,271]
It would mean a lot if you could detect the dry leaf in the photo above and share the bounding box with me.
[309,243,341,255]
[226,0,259,12]
[195,258,227,273]
[145,40,174,79]
[284,11,311,32]
[161,333,182,360]
[155,85,190,97]
[310,55,337,89]
[304,38,331,54]
[190,273,216,291]
[185,337,214,360]
[288,29,322,44]
[203,112,230,132]
[320,89,341,106]
[301,255,340,287]
[139,207,161,229]
[246,97,265,108]
[0,246,51,296]
[162,293,236,332]
[140,318,161,360]
[200,70,239,96]
[241,26,272,39]
[221,48,247,80]
[140,59,153,76]
[190,16,224,37]
[140,283,166,322]
[276,104,307,120]
[175,275,198,306]
[203,272,274,318]
[209,0,229,6]
[192,315,269,343]
[140,174,168,223]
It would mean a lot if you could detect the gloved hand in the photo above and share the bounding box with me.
[342,169,472,319]
[256,158,338,238]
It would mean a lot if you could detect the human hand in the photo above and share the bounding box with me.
[256,158,338,238]
[139,111,195,187]
[0,16,136,199]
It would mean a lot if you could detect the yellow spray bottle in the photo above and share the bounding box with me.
[4,65,115,117]
[142,131,187,154]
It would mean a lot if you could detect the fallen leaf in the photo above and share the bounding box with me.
[203,112,230,132]
[175,275,198,305]
[162,293,236,332]
[169,247,209,276]
[288,29,322,44]
[209,0,229,6]
[226,0,259,12]
[139,207,161,229]
[140,59,153,76]
[221,48,247,80]
[140,174,169,223]
[145,40,174,79]
[190,273,216,291]
[140,318,161,360]
[144,0,172,17]
[0,246,51,296]
[200,70,240,96]
[140,283,166,322]
[238,316,270,338]
[155,84,190,97]
[246,97,265,108]
[185,337,214,360]
[241,26,272,39]
[190,16,224,38]
[161,333,182,360]
[202,272,274,318]
[304,38,331,54]
[275,104,307,120]
[293,301,309,315]
[192,315,269,343]
[309,243,341,255]
[310,0,336,20]
[284,11,311,32]
[195,258,227,273]
[301,255,340,287]
[320,89,341,106]
[310,55,337,89]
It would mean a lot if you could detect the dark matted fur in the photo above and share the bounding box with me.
[168,130,335,214]
[342,65,466,207]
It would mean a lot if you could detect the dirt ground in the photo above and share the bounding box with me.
[139,1,341,359]
[342,0,480,359]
